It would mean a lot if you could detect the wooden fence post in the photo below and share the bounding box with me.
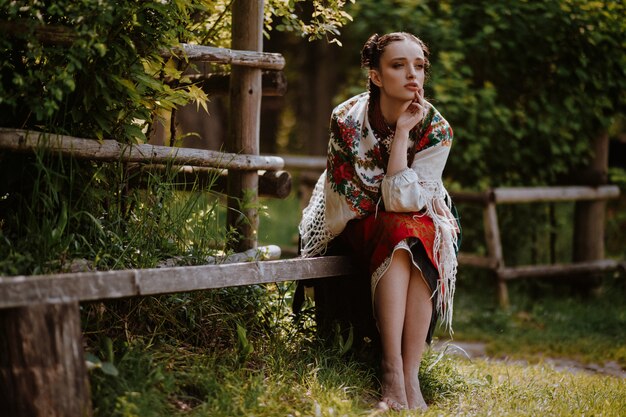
[0,302,91,417]
[573,131,609,289]
[227,0,264,251]
[483,199,508,308]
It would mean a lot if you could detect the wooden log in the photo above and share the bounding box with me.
[260,170,292,198]
[497,259,621,280]
[166,43,285,70]
[0,302,91,416]
[457,253,499,269]
[450,189,494,205]
[0,128,284,171]
[227,0,264,252]
[281,155,327,171]
[493,185,619,204]
[0,256,353,308]
[187,70,288,96]
[204,245,282,264]
[156,245,282,268]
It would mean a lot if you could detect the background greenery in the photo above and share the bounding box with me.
[340,0,626,265]
[334,0,626,187]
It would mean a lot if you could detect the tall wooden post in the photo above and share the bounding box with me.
[0,302,92,416]
[573,130,609,288]
[227,0,263,251]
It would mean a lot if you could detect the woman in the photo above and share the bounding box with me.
[299,32,460,411]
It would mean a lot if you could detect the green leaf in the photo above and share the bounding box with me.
[100,362,120,377]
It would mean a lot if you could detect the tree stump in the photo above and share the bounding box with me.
[0,302,92,417]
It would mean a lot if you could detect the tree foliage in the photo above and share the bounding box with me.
[0,0,196,142]
[0,0,354,275]
[0,0,353,144]
[342,0,626,187]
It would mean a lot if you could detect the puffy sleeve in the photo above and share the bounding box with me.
[381,168,426,212]
[381,114,453,213]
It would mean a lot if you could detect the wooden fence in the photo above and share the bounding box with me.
[452,186,622,306]
[0,2,354,416]
[290,157,623,307]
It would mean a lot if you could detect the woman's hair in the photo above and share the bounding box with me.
[361,32,430,98]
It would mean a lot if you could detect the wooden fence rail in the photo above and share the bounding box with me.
[0,128,284,171]
[452,184,621,306]
[0,255,352,309]
[164,43,286,70]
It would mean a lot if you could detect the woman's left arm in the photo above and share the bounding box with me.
[381,111,454,214]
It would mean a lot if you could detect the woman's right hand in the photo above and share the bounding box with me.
[395,89,425,134]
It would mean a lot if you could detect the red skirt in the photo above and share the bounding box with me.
[340,211,437,280]
[334,210,440,343]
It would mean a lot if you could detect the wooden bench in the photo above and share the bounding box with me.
[0,248,355,416]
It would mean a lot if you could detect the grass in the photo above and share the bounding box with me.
[442,271,626,368]
[258,192,302,253]
[0,151,234,275]
[87,281,626,417]
[430,358,626,416]
[90,342,626,416]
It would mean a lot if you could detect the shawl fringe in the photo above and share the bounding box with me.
[299,171,335,257]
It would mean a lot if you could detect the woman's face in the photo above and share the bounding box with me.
[370,38,425,103]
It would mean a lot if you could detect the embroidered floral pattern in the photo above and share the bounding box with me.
[326,93,453,218]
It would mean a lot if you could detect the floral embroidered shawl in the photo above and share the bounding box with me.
[299,92,459,330]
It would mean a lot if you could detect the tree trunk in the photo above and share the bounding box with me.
[0,302,92,417]
[573,130,610,291]
[227,0,263,251]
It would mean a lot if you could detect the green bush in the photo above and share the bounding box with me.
[0,0,354,144]
[0,0,203,143]
[343,0,626,187]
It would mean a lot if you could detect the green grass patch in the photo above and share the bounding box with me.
[432,358,626,417]
[442,271,626,368]
[88,278,626,417]
[0,151,235,275]
[88,317,626,417]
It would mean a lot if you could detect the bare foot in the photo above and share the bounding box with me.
[377,397,406,412]
[380,359,408,410]
[404,367,428,411]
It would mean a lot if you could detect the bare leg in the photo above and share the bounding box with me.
[402,265,432,410]
[374,249,412,410]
